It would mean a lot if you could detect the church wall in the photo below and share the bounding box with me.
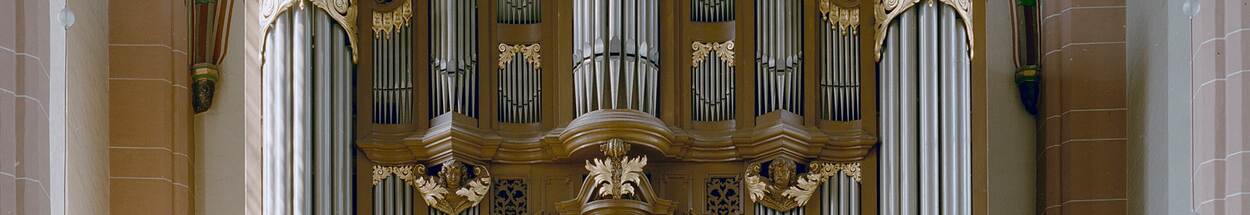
[1189,0,1249,213]
[1126,0,1193,214]
[193,0,250,213]
[985,0,1038,214]
[0,0,52,214]
[66,0,113,213]
[106,0,193,213]
[1040,0,1130,213]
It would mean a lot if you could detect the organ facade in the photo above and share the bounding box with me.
[256,0,980,214]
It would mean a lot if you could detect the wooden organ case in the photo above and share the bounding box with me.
[353,0,893,214]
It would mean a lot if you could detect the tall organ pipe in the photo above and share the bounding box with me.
[691,44,735,121]
[878,4,973,214]
[754,0,803,116]
[572,0,660,117]
[691,0,734,22]
[819,24,861,121]
[431,0,479,119]
[497,48,542,123]
[497,0,540,24]
[371,25,414,124]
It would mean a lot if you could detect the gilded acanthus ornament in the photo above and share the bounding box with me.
[411,159,492,215]
[745,159,864,212]
[372,165,418,185]
[819,0,860,34]
[691,41,735,68]
[371,0,412,39]
[586,139,648,200]
[873,0,974,60]
[498,44,542,69]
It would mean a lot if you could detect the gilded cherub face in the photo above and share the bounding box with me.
[768,160,796,187]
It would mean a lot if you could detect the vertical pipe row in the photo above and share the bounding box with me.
[571,0,659,117]
[430,0,479,119]
[690,0,734,22]
[498,53,541,123]
[754,0,802,117]
[691,50,735,121]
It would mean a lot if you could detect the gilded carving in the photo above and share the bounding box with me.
[873,0,973,60]
[745,159,863,211]
[260,0,359,61]
[498,43,543,69]
[691,41,735,68]
[586,139,647,200]
[819,0,860,34]
[372,0,413,39]
[371,165,417,185]
[412,159,492,215]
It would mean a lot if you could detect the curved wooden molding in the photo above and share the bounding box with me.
[358,111,876,165]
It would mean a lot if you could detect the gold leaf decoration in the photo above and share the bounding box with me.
[371,165,417,185]
[819,0,860,34]
[745,159,863,212]
[691,41,735,68]
[261,0,360,62]
[498,43,542,69]
[874,0,973,61]
[411,159,492,215]
[372,0,413,39]
[585,139,648,200]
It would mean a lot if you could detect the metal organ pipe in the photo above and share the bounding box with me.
[572,0,660,117]
[754,0,803,116]
[430,0,479,119]
[878,4,973,214]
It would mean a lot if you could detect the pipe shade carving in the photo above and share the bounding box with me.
[260,0,360,62]
[371,0,412,38]
[874,0,973,60]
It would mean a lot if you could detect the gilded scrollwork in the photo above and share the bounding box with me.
[873,0,974,60]
[260,0,359,62]
[371,165,417,185]
[819,0,860,34]
[411,159,492,215]
[371,0,412,39]
[745,159,863,211]
[691,41,735,68]
[498,43,542,69]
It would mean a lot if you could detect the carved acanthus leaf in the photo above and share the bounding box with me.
[498,44,543,69]
[691,41,735,68]
[410,159,492,215]
[745,159,864,212]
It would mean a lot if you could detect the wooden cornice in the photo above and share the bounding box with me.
[357,110,877,164]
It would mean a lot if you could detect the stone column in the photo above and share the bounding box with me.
[1190,0,1248,213]
[1040,0,1129,213]
[108,0,193,213]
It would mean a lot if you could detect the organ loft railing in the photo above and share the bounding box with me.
[348,0,934,214]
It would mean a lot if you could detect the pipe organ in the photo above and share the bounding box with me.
[430,0,481,118]
[571,0,661,117]
[754,0,805,117]
[253,0,978,213]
